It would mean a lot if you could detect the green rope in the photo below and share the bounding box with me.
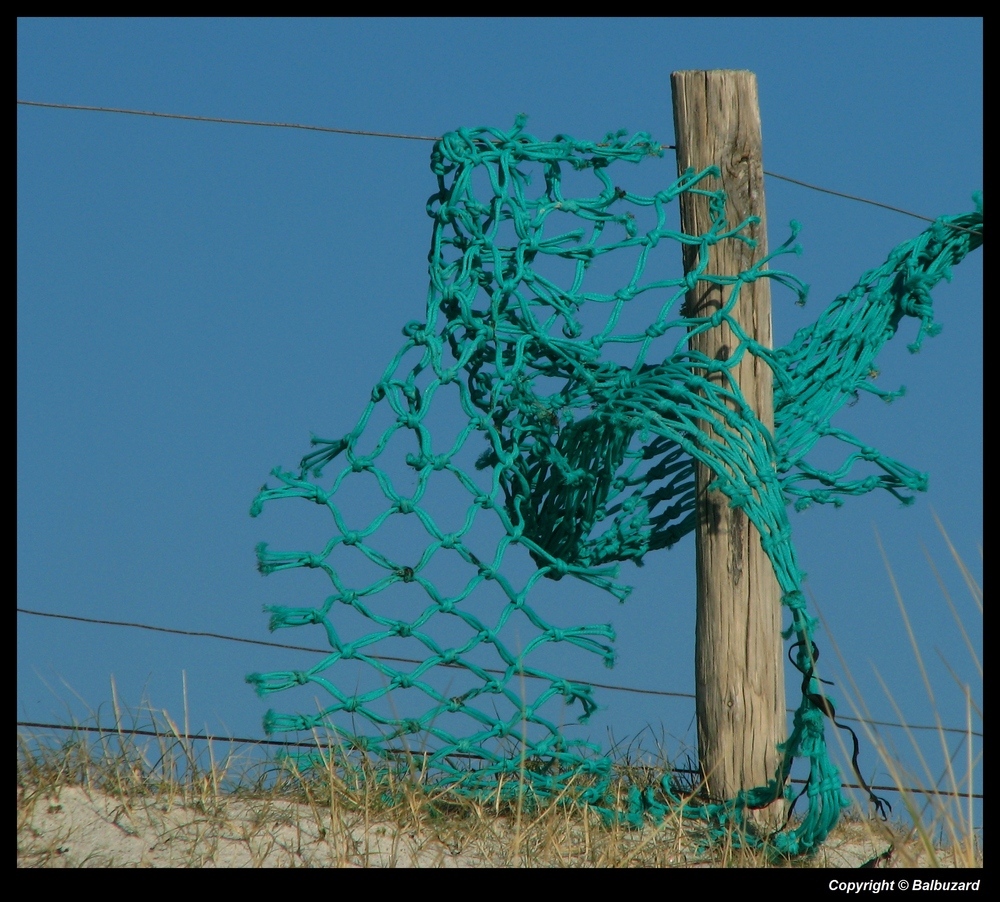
[246,115,982,856]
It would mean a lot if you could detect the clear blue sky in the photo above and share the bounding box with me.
[18,18,981,824]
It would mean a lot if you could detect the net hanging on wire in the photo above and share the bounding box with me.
[246,116,982,856]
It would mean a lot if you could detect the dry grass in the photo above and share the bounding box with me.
[18,519,981,868]
[16,713,978,868]
[15,714,748,868]
[812,512,983,869]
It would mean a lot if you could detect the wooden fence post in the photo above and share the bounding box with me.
[671,70,786,824]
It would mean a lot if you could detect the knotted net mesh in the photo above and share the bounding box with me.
[246,117,982,854]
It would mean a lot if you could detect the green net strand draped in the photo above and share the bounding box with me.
[246,116,983,856]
